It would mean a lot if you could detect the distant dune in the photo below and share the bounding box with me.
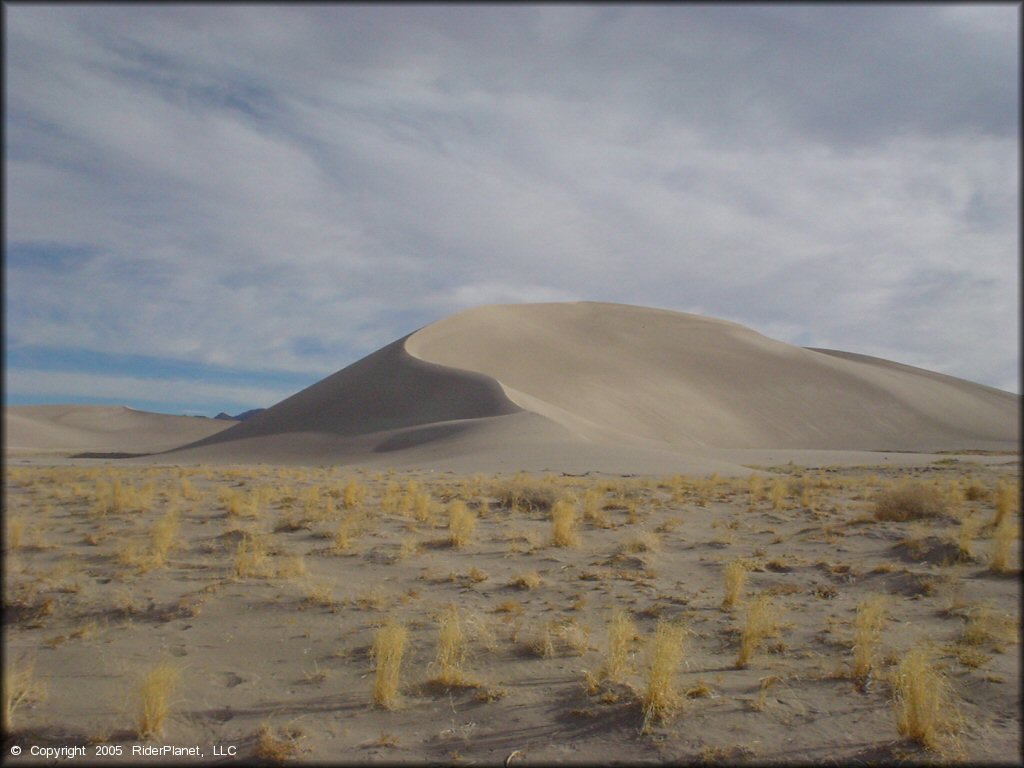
[4,405,234,456]
[157,302,1018,474]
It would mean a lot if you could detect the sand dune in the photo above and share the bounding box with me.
[4,404,234,456]
[161,302,1018,472]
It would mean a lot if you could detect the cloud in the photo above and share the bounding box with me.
[4,5,1019,415]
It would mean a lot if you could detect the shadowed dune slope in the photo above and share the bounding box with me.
[180,335,522,451]
[5,405,235,455]
[167,302,1018,466]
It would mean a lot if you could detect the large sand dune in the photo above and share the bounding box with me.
[163,302,1019,473]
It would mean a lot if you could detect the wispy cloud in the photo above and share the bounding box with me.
[5,5,1019,414]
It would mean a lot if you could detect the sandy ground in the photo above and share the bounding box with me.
[4,303,1020,763]
[3,457,1020,765]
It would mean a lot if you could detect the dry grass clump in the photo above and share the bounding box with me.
[149,509,180,568]
[303,579,336,609]
[988,514,1018,574]
[873,482,947,521]
[525,623,556,658]
[748,474,764,508]
[962,479,989,502]
[254,721,302,762]
[641,620,686,732]
[447,501,476,548]
[622,531,661,553]
[5,515,27,550]
[430,606,475,688]
[136,660,181,738]
[892,644,961,754]
[509,571,542,590]
[522,619,588,658]
[956,513,980,560]
[4,654,46,731]
[721,558,748,610]
[960,603,1019,649]
[735,594,782,669]
[93,477,128,515]
[371,619,408,709]
[233,533,271,579]
[333,516,357,552]
[600,608,637,684]
[495,478,557,514]
[769,478,787,510]
[550,499,580,548]
[852,595,888,687]
[991,479,1017,528]
[581,489,611,527]
[341,478,365,509]
[220,487,257,518]
[411,491,433,523]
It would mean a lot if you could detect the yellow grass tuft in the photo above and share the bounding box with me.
[721,558,748,610]
[4,654,45,732]
[961,603,1019,649]
[892,644,960,753]
[956,513,979,560]
[509,571,542,590]
[333,516,356,552]
[581,489,610,527]
[873,482,947,521]
[342,478,365,509]
[992,479,1017,528]
[6,515,26,550]
[412,491,433,523]
[852,595,888,686]
[447,501,476,548]
[525,623,556,658]
[136,660,181,738]
[748,474,764,508]
[371,619,408,709]
[736,594,781,669]
[254,721,301,762]
[149,509,180,568]
[495,476,558,514]
[431,605,473,688]
[600,607,637,684]
[233,533,270,579]
[551,499,580,548]
[989,514,1018,574]
[641,620,685,732]
[769,478,787,510]
[944,479,963,514]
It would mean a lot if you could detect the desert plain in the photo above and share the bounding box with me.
[3,302,1021,765]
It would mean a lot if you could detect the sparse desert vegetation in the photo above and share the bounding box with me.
[2,458,1020,762]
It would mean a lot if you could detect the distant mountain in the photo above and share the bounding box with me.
[214,408,266,421]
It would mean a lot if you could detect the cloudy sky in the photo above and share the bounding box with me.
[5,4,1019,416]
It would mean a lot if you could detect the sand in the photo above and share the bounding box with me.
[3,302,1021,763]
[3,461,1020,764]
[151,302,1019,474]
[4,406,234,458]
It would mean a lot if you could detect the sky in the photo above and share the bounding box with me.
[5,4,1020,417]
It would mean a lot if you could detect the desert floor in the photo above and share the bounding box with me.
[3,456,1021,765]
